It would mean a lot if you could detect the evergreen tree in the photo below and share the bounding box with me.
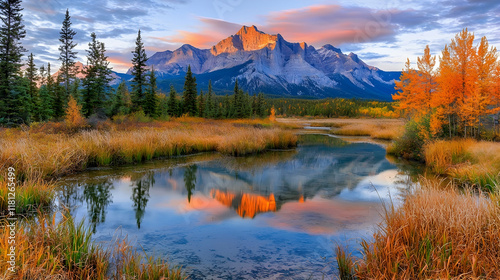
[111,81,130,116]
[157,93,168,118]
[36,64,53,121]
[232,80,245,118]
[25,52,38,121]
[223,94,232,118]
[0,0,27,124]
[58,9,77,100]
[257,92,265,117]
[198,90,205,117]
[251,93,257,116]
[242,91,252,118]
[182,65,197,116]
[53,75,66,118]
[130,29,148,111]
[144,66,159,117]
[71,77,81,104]
[82,32,112,117]
[167,84,178,117]
[205,80,214,118]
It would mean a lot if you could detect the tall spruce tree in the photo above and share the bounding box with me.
[111,81,130,116]
[167,84,178,117]
[82,32,112,117]
[58,9,77,101]
[130,29,148,112]
[205,80,214,118]
[144,66,158,117]
[0,0,27,124]
[25,52,38,120]
[198,90,205,117]
[182,65,197,116]
[257,92,265,117]
[37,64,53,121]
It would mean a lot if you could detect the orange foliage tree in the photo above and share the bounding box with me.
[65,96,87,128]
[394,29,499,138]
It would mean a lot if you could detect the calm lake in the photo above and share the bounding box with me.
[56,134,412,279]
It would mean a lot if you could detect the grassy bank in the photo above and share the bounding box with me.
[0,214,184,280]
[338,183,500,279]
[424,139,500,190]
[0,118,297,181]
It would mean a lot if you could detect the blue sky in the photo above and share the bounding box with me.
[22,0,500,72]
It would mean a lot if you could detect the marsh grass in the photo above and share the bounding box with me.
[0,178,54,215]
[333,122,404,140]
[338,180,500,279]
[0,120,297,181]
[0,214,184,280]
[424,139,500,190]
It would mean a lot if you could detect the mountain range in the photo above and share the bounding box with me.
[120,25,400,100]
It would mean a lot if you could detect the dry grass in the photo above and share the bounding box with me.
[348,182,500,279]
[276,118,405,141]
[424,139,500,189]
[0,214,184,280]
[334,122,404,140]
[0,119,297,181]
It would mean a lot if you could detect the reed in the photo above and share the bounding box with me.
[0,120,297,181]
[0,214,184,279]
[0,178,54,214]
[345,181,500,279]
[424,139,500,190]
[333,121,404,140]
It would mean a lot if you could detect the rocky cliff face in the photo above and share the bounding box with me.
[126,25,400,100]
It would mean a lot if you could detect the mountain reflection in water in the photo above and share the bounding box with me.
[56,134,412,279]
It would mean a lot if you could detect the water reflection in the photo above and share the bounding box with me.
[184,165,197,203]
[131,172,154,229]
[83,181,113,233]
[55,134,417,279]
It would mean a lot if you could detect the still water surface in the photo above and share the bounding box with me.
[57,134,411,279]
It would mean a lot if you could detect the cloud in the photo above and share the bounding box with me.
[156,4,436,50]
[154,17,242,48]
[263,5,435,47]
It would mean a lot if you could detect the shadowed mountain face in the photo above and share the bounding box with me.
[124,25,400,100]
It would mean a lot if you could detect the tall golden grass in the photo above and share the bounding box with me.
[343,182,500,279]
[0,120,297,181]
[0,214,184,279]
[0,178,54,214]
[424,139,500,189]
[333,121,404,140]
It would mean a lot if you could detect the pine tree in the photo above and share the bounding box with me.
[167,84,178,117]
[223,94,231,118]
[70,78,81,104]
[198,90,205,117]
[53,75,66,118]
[257,92,265,117]
[232,80,242,118]
[182,65,198,116]
[111,81,130,116]
[0,0,27,124]
[144,67,159,117]
[36,64,53,121]
[130,29,148,111]
[58,9,77,100]
[82,32,112,117]
[205,80,214,118]
[25,52,38,121]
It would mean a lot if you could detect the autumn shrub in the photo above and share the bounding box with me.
[387,115,431,161]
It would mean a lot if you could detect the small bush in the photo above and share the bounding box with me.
[388,115,431,161]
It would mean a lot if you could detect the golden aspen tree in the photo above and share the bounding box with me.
[449,29,478,137]
[65,95,86,128]
[416,45,437,114]
[393,59,420,118]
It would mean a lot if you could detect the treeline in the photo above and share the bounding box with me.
[0,2,267,127]
[393,29,500,138]
[264,98,398,118]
